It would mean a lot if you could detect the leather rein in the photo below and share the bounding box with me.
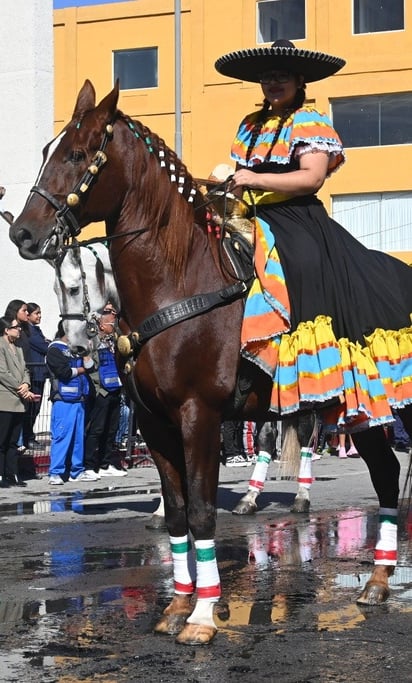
[32,116,251,355]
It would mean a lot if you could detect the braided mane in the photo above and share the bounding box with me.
[120,114,210,281]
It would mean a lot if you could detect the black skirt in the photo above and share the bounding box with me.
[257,195,412,343]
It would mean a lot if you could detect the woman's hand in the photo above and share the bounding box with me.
[26,391,41,402]
[229,152,330,197]
[230,169,263,192]
[17,382,31,400]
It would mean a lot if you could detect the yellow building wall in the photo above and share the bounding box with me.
[53,0,412,245]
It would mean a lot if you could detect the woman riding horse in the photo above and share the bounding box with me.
[8,43,412,645]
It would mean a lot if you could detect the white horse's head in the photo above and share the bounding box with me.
[53,242,119,354]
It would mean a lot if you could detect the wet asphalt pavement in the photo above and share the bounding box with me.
[0,451,411,682]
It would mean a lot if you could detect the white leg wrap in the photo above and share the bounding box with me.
[170,534,196,594]
[374,507,398,566]
[191,539,220,601]
[248,451,271,492]
[186,539,220,627]
[297,447,313,490]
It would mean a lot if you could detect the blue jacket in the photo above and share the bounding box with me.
[28,324,49,382]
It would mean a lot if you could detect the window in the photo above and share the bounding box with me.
[332,192,412,251]
[353,0,404,34]
[331,93,412,148]
[257,0,305,44]
[113,47,158,90]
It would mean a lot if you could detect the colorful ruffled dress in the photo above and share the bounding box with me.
[232,105,412,429]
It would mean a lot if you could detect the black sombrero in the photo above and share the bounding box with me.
[215,39,345,84]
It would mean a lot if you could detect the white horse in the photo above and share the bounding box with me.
[53,242,120,353]
[52,241,167,523]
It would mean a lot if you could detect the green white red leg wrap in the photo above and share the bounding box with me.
[248,451,271,492]
[297,447,314,489]
[374,507,398,566]
[170,534,196,594]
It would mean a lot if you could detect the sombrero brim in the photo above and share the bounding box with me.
[215,47,345,83]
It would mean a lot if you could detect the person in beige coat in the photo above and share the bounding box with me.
[0,317,38,487]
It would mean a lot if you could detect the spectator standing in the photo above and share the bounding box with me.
[47,321,95,485]
[84,303,127,478]
[0,317,39,487]
[222,420,249,467]
[392,409,411,453]
[23,302,50,449]
[3,300,31,363]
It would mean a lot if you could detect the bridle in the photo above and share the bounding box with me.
[55,243,101,339]
[30,122,114,255]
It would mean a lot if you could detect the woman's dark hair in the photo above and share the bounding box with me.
[245,82,307,163]
[27,302,40,315]
[55,320,66,339]
[0,316,14,335]
[4,299,25,319]
[4,299,30,336]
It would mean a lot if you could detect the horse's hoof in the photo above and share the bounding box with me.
[232,498,257,515]
[175,623,217,645]
[145,515,167,531]
[154,613,188,636]
[356,582,390,606]
[290,497,310,513]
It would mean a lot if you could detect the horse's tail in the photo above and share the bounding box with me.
[400,452,412,517]
[278,413,317,478]
[278,417,302,479]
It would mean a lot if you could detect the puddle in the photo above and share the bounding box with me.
[0,508,411,681]
[0,486,162,517]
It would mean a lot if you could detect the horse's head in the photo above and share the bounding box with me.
[53,243,119,355]
[10,79,122,260]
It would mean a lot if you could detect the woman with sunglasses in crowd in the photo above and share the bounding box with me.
[0,317,39,487]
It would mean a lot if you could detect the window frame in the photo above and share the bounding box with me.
[256,0,306,45]
[352,0,405,35]
[113,46,159,91]
[331,92,412,149]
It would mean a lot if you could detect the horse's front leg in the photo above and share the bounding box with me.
[173,408,222,646]
[136,411,196,636]
[353,426,400,605]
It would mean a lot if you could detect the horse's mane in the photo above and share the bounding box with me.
[120,114,211,282]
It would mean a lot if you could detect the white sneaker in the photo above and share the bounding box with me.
[85,469,101,480]
[69,470,99,482]
[98,464,128,477]
[49,474,64,485]
[225,455,249,467]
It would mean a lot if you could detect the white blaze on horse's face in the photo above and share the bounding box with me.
[33,131,67,193]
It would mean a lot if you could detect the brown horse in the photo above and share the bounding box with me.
[9,80,412,645]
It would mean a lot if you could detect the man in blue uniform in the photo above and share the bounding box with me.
[47,320,95,485]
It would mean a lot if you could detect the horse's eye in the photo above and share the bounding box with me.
[70,150,85,163]
[69,286,81,296]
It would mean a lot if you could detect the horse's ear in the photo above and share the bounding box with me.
[72,80,96,119]
[95,80,120,122]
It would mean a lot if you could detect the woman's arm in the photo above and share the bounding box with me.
[230,151,330,197]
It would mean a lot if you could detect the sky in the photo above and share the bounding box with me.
[53,0,129,8]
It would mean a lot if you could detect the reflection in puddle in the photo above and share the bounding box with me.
[0,486,162,518]
[0,508,411,679]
